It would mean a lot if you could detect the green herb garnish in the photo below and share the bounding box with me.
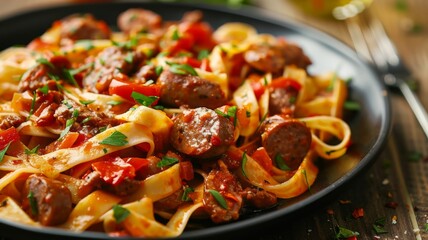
[208,190,228,210]
[107,100,122,106]
[302,169,311,193]
[167,62,198,76]
[25,145,39,155]
[39,85,49,94]
[27,192,38,216]
[241,152,248,178]
[344,101,361,111]
[79,99,95,106]
[36,57,54,69]
[100,131,128,146]
[157,156,179,168]
[155,65,163,76]
[131,91,158,107]
[27,91,37,120]
[113,204,130,223]
[181,187,195,202]
[0,143,11,163]
[373,217,388,234]
[274,154,290,171]
[124,52,134,64]
[335,226,359,239]
[172,28,180,40]
[197,49,210,60]
[75,40,94,51]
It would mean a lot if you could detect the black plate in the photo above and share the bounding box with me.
[0,1,390,239]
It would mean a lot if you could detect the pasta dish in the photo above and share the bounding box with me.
[0,8,351,237]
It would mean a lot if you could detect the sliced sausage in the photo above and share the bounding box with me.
[117,8,162,34]
[59,14,110,40]
[0,114,25,130]
[269,87,298,116]
[158,70,227,109]
[244,44,286,73]
[203,163,242,223]
[259,115,311,170]
[21,174,73,226]
[244,41,311,73]
[83,46,143,93]
[282,42,312,69]
[18,56,71,92]
[154,189,185,212]
[170,107,235,159]
[241,187,277,209]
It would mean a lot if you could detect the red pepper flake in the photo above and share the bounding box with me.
[385,201,398,209]
[339,199,352,204]
[352,208,364,219]
[326,208,334,215]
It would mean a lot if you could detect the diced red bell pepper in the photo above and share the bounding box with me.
[179,161,194,181]
[270,77,302,91]
[251,147,273,173]
[180,22,216,49]
[123,157,150,172]
[91,157,135,186]
[0,127,20,150]
[250,80,265,99]
[108,79,161,106]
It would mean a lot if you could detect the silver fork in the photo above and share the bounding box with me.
[345,11,428,139]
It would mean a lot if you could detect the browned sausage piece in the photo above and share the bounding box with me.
[259,115,312,170]
[281,42,312,69]
[83,46,143,93]
[117,8,162,34]
[21,174,73,226]
[59,14,110,40]
[269,87,298,116]
[170,107,235,159]
[244,44,286,73]
[203,163,242,223]
[158,70,227,109]
[241,187,277,209]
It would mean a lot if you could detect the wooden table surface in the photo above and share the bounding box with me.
[1,0,428,239]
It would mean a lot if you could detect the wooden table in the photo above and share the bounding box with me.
[1,0,428,239]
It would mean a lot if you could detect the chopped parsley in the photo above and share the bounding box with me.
[373,217,388,234]
[344,101,361,111]
[79,99,95,106]
[100,131,128,146]
[25,145,39,155]
[112,36,138,50]
[155,65,163,76]
[39,85,49,94]
[59,109,79,139]
[131,91,158,107]
[63,69,80,87]
[107,100,122,106]
[166,62,198,76]
[81,117,91,124]
[241,152,248,178]
[112,204,130,223]
[62,100,73,109]
[181,187,195,202]
[36,57,54,69]
[157,156,179,168]
[75,40,94,51]
[0,143,11,163]
[335,226,359,239]
[124,52,134,64]
[172,28,180,40]
[274,154,291,171]
[197,49,210,60]
[27,91,37,120]
[215,106,237,126]
[208,190,228,210]
[27,192,38,216]
[302,169,311,193]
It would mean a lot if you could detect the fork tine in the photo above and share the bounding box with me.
[368,17,400,66]
[345,17,372,62]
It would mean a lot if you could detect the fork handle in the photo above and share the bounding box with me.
[395,76,428,139]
